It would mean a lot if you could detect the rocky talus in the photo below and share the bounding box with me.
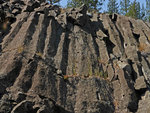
[0,0,150,113]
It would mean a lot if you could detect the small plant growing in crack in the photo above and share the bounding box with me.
[113,99,119,110]
[138,43,148,52]
[36,52,43,58]
[87,58,93,76]
[148,36,150,41]
[103,71,108,79]
[63,75,69,80]
[63,57,109,79]
[17,46,24,54]
[94,69,108,79]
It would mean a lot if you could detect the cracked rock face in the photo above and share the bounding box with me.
[0,0,150,113]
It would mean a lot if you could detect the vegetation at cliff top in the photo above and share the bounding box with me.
[47,0,150,22]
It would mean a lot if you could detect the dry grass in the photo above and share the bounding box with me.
[63,75,69,80]
[2,19,9,30]
[2,23,7,30]
[2,45,23,53]
[138,43,148,52]
[36,52,43,57]
[98,57,108,65]
[60,8,66,14]
[113,100,119,109]
[17,46,24,53]
[148,36,150,41]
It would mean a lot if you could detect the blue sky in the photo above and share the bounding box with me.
[60,0,146,11]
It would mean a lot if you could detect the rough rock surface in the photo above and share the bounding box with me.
[0,0,150,113]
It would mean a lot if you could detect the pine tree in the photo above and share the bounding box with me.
[67,0,83,8]
[67,0,105,12]
[107,0,119,14]
[120,0,130,15]
[140,4,146,20]
[126,0,140,19]
[136,2,140,19]
[146,0,150,22]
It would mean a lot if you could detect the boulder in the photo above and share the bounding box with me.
[67,4,89,26]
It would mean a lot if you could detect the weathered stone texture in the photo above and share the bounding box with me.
[0,0,150,113]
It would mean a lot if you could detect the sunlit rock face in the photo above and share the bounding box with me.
[0,0,150,113]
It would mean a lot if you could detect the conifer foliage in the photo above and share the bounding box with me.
[107,0,119,14]
[126,0,140,19]
[146,0,150,22]
[66,0,150,21]
[120,0,130,15]
[67,0,105,11]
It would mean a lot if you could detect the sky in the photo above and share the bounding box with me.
[60,0,146,12]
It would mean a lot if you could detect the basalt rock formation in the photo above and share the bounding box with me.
[0,0,150,113]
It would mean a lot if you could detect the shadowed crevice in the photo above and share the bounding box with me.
[23,13,40,46]
[45,17,63,58]
[60,32,70,75]
[1,14,29,50]
[142,56,150,69]
[0,60,22,97]
[103,36,115,54]
[132,32,140,43]
[36,13,51,54]
[114,23,125,56]
[20,60,38,93]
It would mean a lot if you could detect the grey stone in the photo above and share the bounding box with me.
[67,4,88,26]
[0,0,150,113]
[134,76,147,90]
[137,91,150,113]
